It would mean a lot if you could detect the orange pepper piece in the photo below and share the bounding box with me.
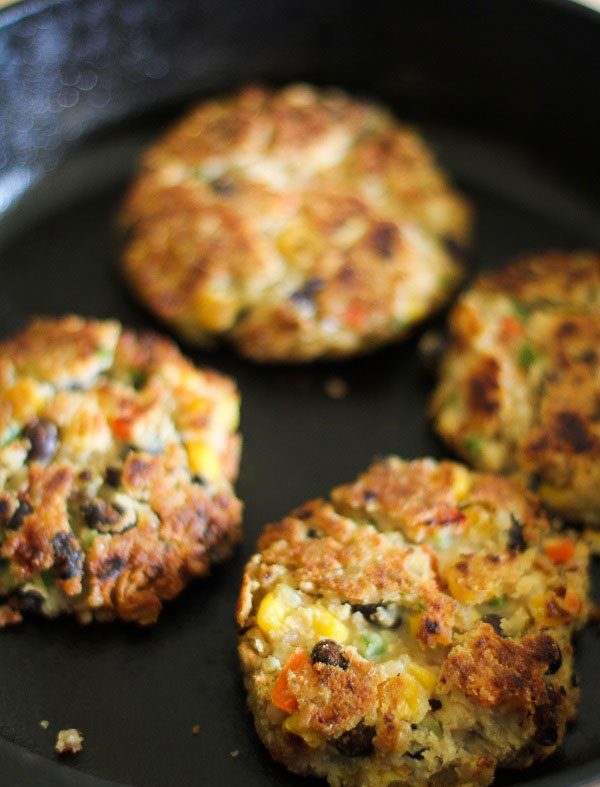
[271,649,311,714]
[109,417,131,441]
[343,304,369,331]
[501,315,524,338]
[544,538,575,564]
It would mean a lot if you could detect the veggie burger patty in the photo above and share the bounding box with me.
[121,83,470,362]
[430,250,600,525]
[238,457,589,787]
[0,316,241,625]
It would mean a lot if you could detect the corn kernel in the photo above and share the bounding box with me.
[451,465,471,501]
[407,662,437,693]
[185,396,211,419]
[186,441,221,481]
[276,225,319,267]
[4,378,48,422]
[192,291,237,332]
[400,675,427,722]
[257,592,289,635]
[283,714,324,748]
[311,606,348,643]
[213,394,240,432]
[407,615,421,637]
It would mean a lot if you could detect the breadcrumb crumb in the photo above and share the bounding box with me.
[55,728,83,755]
[230,749,239,758]
[192,725,201,735]
[39,720,49,729]
[324,377,348,400]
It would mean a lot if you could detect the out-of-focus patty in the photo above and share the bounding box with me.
[0,316,242,626]
[430,251,600,525]
[237,457,589,787]
[121,84,470,361]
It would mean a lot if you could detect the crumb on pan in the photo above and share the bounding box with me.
[324,377,348,400]
[55,728,83,755]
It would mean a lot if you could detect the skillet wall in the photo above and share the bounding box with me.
[0,0,599,215]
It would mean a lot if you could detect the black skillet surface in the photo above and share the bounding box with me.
[0,1,599,785]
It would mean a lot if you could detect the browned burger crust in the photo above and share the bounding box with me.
[238,457,589,787]
[0,316,242,625]
[120,84,470,361]
[430,250,600,524]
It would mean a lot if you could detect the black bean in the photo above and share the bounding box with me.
[83,500,135,535]
[363,490,377,502]
[528,473,543,492]
[83,501,121,527]
[97,555,125,580]
[481,613,506,637]
[289,278,324,305]
[210,177,236,196]
[428,698,442,712]
[405,748,426,760]
[191,474,208,486]
[546,643,563,675]
[6,500,32,530]
[424,617,440,634]
[333,722,375,757]
[105,467,122,488]
[0,499,10,519]
[51,532,83,580]
[24,418,58,463]
[311,639,349,670]
[507,514,527,552]
[371,223,397,258]
[131,370,148,390]
[8,588,44,615]
[351,602,402,629]
[306,528,319,539]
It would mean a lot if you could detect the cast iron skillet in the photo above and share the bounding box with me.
[0,1,599,785]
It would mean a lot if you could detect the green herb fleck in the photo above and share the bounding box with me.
[358,632,386,661]
[40,570,55,589]
[519,343,539,371]
[190,166,207,181]
[463,435,482,459]
[0,422,20,448]
[96,347,114,365]
[488,595,506,608]
[512,299,531,321]
[416,601,426,613]
[432,531,454,551]
[421,716,443,738]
